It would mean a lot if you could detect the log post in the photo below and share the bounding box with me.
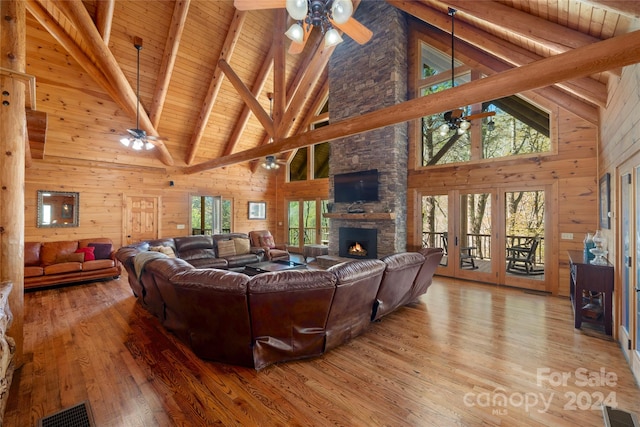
[0,0,26,369]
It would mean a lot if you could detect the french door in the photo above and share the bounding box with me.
[421,186,548,290]
[618,156,640,384]
[287,199,329,252]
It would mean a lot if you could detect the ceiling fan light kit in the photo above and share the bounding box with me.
[262,155,281,170]
[285,0,354,48]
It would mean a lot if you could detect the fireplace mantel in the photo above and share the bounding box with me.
[323,213,396,220]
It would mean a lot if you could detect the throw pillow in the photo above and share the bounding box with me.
[88,242,112,260]
[217,239,236,258]
[75,247,96,261]
[56,252,85,263]
[260,235,275,248]
[149,246,176,258]
[233,238,251,255]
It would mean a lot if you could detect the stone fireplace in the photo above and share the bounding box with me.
[327,2,408,259]
[339,227,378,259]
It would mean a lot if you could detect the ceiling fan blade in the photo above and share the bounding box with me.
[233,0,284,10]
[449,109,464,120]
[126,128,144,138]
[465,111,496,121]
[331,17,373,45]
[288,24,312,54]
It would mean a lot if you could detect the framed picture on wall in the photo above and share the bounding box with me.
[248,201,266,220]
[599,173,611,229]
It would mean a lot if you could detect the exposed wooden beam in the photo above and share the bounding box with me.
[94,0,114,45]
[185,28,640,173]
[149,0,190,129]
[390,0,608,108]
[272,10,286,139]
[218,59,274,138]
[413,20,599,125]
[222,46,275,157]
[45,0,174,165]
[185,9,246,165]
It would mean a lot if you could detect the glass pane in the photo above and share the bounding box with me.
[421,194,448,266]
[621,173,631,332]
[482,97,550,159]
[222,199,232,233]
[289,148,308,182]
[303,201,317,244]
[321,200,330,244]
[460,192,491,270]
[505,190,545,278]
[288,201,300,245]
[314,141,329,179]
[635,169,640,345]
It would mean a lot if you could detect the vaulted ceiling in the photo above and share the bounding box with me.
[19,0,640,172]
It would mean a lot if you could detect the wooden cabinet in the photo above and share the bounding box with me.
[567,250,614,335]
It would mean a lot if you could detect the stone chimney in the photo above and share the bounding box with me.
[328,1,409,258]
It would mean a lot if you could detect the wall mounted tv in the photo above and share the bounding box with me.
[334,169,379,203]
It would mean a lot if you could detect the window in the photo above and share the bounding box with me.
[191,195,222,235]
[418,42,550,166]
[288,99,330,181]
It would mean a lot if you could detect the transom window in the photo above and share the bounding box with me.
[418,42,551,167]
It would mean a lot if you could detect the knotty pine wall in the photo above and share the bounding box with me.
[24,160,278,247]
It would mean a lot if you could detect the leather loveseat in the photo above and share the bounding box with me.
[24,238,121,290]
[117,238,444,369]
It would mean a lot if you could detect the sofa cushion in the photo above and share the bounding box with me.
[44,262,83,275]
[175,235,213,253]
[41,241,78,266]
[187,258,229,269]
[56,252,85,263]
[25,242,42,266]
[217,240,236,258]
[88,242,112,259]
[75,247,96,261]
[226,254,260,269]
[25,266,44,278]
[233,238,251,255]
[83,259,116,271]
[179,248,216,261]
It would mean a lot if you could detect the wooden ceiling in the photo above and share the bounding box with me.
[21,0,639,171]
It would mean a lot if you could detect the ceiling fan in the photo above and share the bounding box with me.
[120,37,165,151]
[261,154,287,170]
[233,0,373,53]
[438,8,495,136]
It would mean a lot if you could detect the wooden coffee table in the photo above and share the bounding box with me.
[244,260,307,276]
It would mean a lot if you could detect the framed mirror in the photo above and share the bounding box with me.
[37,190,79,228]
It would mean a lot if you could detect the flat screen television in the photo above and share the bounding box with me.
[334,169,379,203]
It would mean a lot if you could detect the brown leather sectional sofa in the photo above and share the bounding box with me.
[24,238,121,290]
[116,238,444,370]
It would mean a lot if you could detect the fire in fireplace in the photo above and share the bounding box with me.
[339,227,378,259]
[348,242,367,257]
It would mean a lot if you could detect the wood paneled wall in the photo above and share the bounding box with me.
[600,63,640,263]
[24,160,277,247]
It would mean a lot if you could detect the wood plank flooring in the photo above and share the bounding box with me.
[5,273,640,426]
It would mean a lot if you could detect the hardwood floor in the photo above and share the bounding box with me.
[5,273,640,426]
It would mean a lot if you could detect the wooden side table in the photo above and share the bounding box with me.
[567,250,614,335]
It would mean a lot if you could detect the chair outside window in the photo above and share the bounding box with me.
[441,232,478,269]
[506,236,542,275]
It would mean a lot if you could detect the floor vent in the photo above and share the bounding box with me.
[603,406,639,427]
[38,401,95,427]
